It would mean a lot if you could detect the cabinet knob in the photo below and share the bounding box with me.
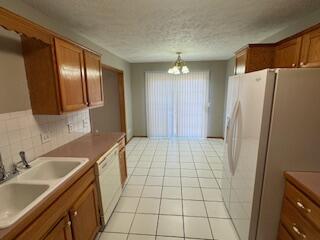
[292,224,306,239]
[67,221,72,227]
[300,62,304,66]
[292,63,296,67]
[296,200,311,213]
[73,211,78,216]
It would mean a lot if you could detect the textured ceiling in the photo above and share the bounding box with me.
[22,0,320,62]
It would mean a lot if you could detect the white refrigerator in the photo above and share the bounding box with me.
[221,68,320,240]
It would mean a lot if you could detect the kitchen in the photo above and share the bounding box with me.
[1,1,320,240]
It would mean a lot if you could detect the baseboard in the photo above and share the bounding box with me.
[207,136,224,139]
[126,135,134,144]
[131,135,224,140]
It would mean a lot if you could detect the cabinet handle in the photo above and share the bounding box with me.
[296,200,311,213]
[73,211,78,216]
[292,224,306,239]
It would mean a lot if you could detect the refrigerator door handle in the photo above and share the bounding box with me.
[227,101,240,175]
[232,103,241,175]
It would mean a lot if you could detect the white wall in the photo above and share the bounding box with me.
[131,61,228,137]
[0,0,133,139]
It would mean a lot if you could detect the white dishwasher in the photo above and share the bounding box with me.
[95,143,122,225]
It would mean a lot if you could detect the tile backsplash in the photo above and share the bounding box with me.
[0,109,91,170]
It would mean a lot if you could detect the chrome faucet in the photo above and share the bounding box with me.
[18,151,31,169]
[0,153,20,184]
[0,154,6,181]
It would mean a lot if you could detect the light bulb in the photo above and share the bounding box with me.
[182,66,189,74]
[168,68,174,74]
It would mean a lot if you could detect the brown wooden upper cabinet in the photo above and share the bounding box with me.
[234,44,274,75]
[273,37,302,68]
[84,51,104,107]
[234,24,320,75]
[21,36,103,115]
[235,48,247,75]
[55,38,88,112]
[300,27,320,68]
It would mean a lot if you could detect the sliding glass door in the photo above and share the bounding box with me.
[146,71,209,138]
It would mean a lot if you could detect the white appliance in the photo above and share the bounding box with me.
[95,143,122,225]
[222,68,320,240]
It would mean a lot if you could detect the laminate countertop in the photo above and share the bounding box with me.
[285,171,320,206]
[0,132,125,240]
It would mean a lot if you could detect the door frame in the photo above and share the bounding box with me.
[101,64,127,141]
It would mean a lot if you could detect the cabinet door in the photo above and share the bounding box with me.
[55,38,88,112]
[119,148,128,187]
[44,215,73,240]
[300,28,320,67]
[84,51,104,107]
[278,224,293,240]
[70,184,100,240]
[235,49,247,75]
[274,37,302,68]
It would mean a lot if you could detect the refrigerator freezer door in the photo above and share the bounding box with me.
[257,68,320,240]
[228,70,276,240]
[221,75,240,212]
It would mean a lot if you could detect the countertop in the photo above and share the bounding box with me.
[0,132,125,240]
[285,171,320,206]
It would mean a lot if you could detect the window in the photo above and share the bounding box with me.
[146,71,209,138]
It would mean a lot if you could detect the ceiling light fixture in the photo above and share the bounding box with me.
[168,52,190,75]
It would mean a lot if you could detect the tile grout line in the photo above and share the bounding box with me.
[104,138,233,240]
[126,137,149,239]
[155,139,167,238]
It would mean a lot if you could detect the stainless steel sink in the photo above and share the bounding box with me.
[0,183,49,228]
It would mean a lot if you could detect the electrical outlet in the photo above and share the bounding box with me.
[67,123,73,133]
[83,119,89,129]
[40,133,51,144]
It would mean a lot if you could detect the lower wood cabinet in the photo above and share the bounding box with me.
[119,147,127,187]
[278,224,293,240]
[43,215,73,240]
[15,168,101,240]
[69,184,100,240]
[278,172,320,240]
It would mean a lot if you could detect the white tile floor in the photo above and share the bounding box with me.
[99,137,239,240]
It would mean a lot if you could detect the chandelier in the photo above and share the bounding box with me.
[168,52,190,75]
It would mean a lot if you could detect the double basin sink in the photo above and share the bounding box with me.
[0,157,88,229]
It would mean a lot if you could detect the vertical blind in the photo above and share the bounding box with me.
[146,71,209,138]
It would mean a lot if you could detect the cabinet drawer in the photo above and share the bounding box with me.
[278,224,293,240]
[118,137,126,150]
[285,182,320,230]
[281,199,320,240]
